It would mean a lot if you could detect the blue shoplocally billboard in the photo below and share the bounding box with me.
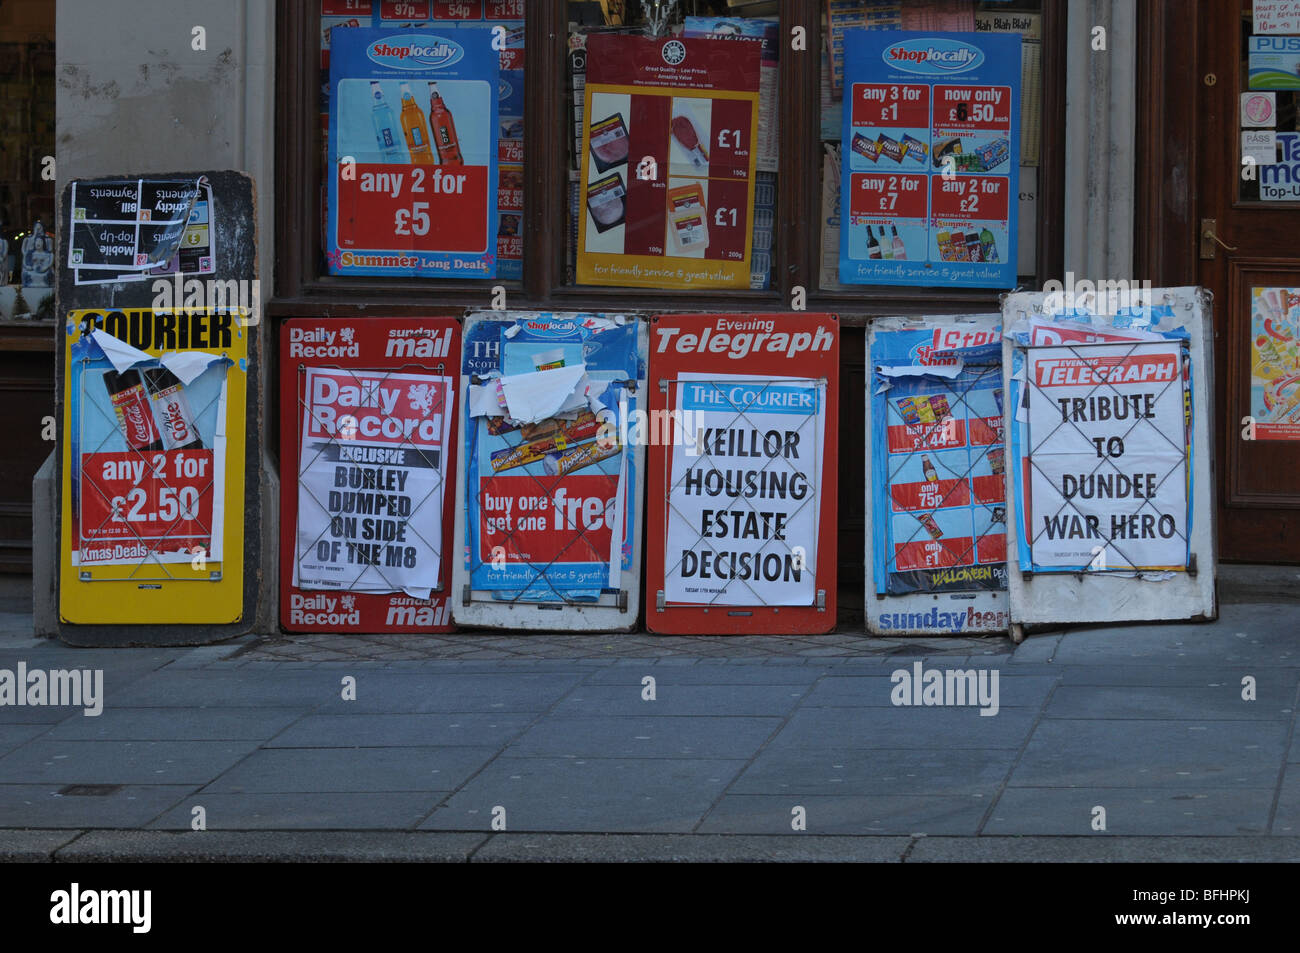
[840,30,1020,289]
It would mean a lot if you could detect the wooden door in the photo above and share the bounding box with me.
[1195,0,1300,562]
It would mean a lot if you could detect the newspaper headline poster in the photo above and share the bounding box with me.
[870,323,1007,595]
[1022,341,1191,571]
[664,373,826,607]
[294,366,453,598]
[462,313,643,601]
[1251,287,1300,438]
[840,30,1020,288]
[327,26,499,278]
[60,309,247,624]
[577,35,761,289]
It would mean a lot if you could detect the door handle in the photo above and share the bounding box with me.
[1200,218,1238,259]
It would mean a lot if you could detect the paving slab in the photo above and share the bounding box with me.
[726,746,1016,797]
[549,683,811,718]
[0,784,194,828]
[1057,665,1300,689]
[1273,767,1300,834]
[420,757,747,833]
[147,793,440,830]
[0,723,52,755]
[43,708,306,741]
[0,829,84,862]
[265,712,534,748]
[905,836,1300,862]
[0,739,261,785]
[765,706,1037,750]
[581,663,830,685]
[200,746,498,794]
[56,829,489,862]
[1043,685,1291,721]
[507,715,781,759]
[984,787,1276,835]
[472,833,911,862]
[1009,719,1291,788]
[697,793,990,835]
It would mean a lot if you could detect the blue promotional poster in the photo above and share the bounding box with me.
[870,323,1007,595]
[327,27,499,278]
[840,31,1020,289]
[462,313,644,602]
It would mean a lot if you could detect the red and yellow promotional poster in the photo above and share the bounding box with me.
[577,35,761,289]
[60,309,247,624]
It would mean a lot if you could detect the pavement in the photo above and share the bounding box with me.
[0,569,1298,862]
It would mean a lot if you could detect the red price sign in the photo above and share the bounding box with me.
[894,537,971,572]
[485,0,524,19]
[851,83,930,127]
[703,178,750,262]
[708,99,753,180]
[336,162,489,253]
[432,0,483,17]
[380,0,432,19]
[932,85,1012,131]
[81,449,214,549]
[322,0,371,15]
[930,175,1009,221]
[850,172,928,219]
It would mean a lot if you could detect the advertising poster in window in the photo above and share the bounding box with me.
[461,313,644,602]
[280,318,460,633]
[577,35,761,290]
[840,30,1020,289]
[1251,287,1300,439]
[327,26,499,278]
[60,309,247,624]
[870,322,1007,596]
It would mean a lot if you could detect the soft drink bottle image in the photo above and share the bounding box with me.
[143,367,204,451]
[398,82,435,164]
[369,81,405,162]
[427,82,464,166]
[104,369,164,452]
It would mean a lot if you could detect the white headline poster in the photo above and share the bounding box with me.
[665,373,825,605]
[1026,342,1189,570]
[295,368,453,598]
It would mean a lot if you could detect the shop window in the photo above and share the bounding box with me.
[275,0,1064,316]
[1238,2,1300,203]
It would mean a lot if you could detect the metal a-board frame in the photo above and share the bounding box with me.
[451,311,646,631]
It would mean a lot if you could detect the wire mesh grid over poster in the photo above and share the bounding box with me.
[660,374,826,608]
[464,375,637,609]
[294,361,451,597]
[882,359,1006,586]
[76,354,228,583]
[465,374,637,605]
[1019,339,1192,572]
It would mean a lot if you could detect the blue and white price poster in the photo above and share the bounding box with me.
[839,31,1020,289]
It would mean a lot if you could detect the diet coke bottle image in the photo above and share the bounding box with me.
[142,367,203,451]
[104,369,164,452]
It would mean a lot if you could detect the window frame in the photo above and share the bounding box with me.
[272,0,1066,326]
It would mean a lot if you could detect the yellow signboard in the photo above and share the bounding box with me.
[60,308,248,624]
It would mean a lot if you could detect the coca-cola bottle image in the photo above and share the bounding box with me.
[142,367,203,450]
[104,369,164,451]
